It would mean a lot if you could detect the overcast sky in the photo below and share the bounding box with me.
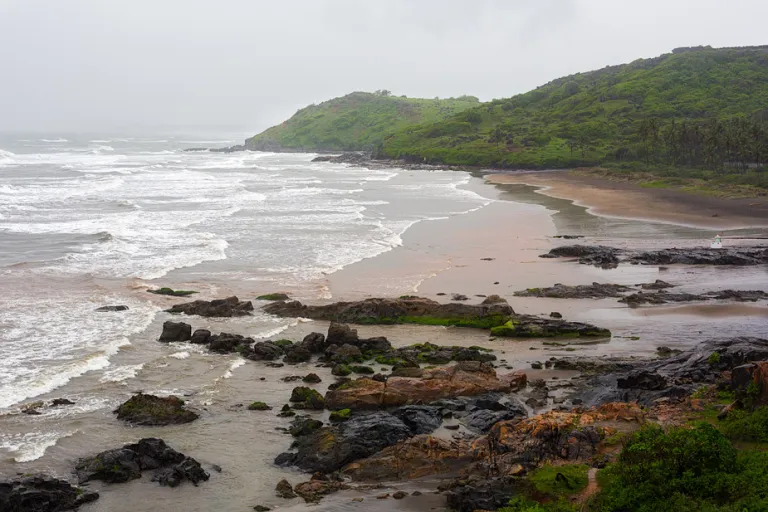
[1,0,766,137]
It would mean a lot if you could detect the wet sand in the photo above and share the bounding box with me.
[487,171,768,230]
[3,174,768,512]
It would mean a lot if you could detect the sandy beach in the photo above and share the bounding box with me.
[486,171,768,230]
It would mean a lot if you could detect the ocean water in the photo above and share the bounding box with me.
[0,133,490,437]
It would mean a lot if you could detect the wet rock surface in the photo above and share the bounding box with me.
[620,289,768,306]
[571,337,768,406]
[514,282,633,299]
[263,296,514,325]
[166,296,254,317]
[0,474,99,512]
[114,393,199,426]
[75,438,209,487]
[541,244,768,267]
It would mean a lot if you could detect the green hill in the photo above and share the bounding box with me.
[378,46,768,186]
[246,91,481,152]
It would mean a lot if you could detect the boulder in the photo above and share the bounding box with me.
[325,362,511,410]
[95,305,129,312]
[327,322,359,346]
[159,321,192,342]
[392,405,443,434]
[342,435,473,481]
[514,282,633,299]
[190,329,212,344]
[275,412,412,473]
[731,362,768,404]
[263,296,514,327]
[284,346,312,364]
[293,479,346,503]
[114,393,198,426]
[75,438,208,488]
[0,474,99,512]
[490,316,611,338]
[328,344,363,364]
[446,477,519,512]
[289,417,324,437]
[539,245,621,267]
[300,332,326,353]
[303,373,322,384]
[166,296,254,317]
[208,333,253,354]
[289,387,325,410]
[275,479,296,499]
[247,341,284,361]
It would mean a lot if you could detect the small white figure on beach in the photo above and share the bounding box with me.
[710,234,723,249]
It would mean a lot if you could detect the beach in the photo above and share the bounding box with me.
[486,170,768,230]
[1,142,768,512]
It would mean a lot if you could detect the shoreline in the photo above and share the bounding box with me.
[486,170,768,230]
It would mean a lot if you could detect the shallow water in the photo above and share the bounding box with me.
[1,134,767,511]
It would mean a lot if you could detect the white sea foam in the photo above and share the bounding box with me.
[169,351,190,359]
[40,138,68,143]
[0,430,78,462]
[99,363,145,383]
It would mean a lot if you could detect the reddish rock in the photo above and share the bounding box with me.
[325,362,511,410]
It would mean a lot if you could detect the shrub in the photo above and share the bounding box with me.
[721,406,768,443]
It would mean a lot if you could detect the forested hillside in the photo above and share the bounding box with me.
[246,91,481,152]
[378,46,768,185]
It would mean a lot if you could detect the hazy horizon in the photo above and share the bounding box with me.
[1,0,766,135]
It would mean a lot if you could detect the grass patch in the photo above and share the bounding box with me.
[528,464,589,497]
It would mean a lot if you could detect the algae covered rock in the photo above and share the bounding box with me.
[257,293,290,301]
[289,387,325,410]
[248,402,271,411]
[489,317,610,338]
[114,393,199,425]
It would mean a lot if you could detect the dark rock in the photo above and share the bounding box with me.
[289,387,325,410]
[628,247,768,266]
[451,294,469,301]
[454,348,496,363]
[290,417,324,437]
[159,321,192,342]
[248,402,271,411]
[540,245,621,267]
[0,475,98,511]
[114,393,198,426]
[490,315,611,338]
[190,329,212,344]
[75,438,208,488]
[247,341,284,361]
[446,477,519,512]
[390,367,424,378]
[617,370,668,390]
[303,373,322,384]
[638,279,675,290]
[329,344,363,364]
[50,398,75,407]
[275,412,412,473]
[393,490,407,499]
[256,293,290,301]
[332,364,352,377]
[254,506,271,512]
[327,322,359,346]
[392,406,443,434]
[514,282,633,299]
[621,289,768,306]
[300,332,326,353]
[208,333,253,354]
[166,296,253,317]
[284,346,312,364]
[263,296,514,326]
[95,305,128,312]
[549,312,562,319]
[275,478,297,499]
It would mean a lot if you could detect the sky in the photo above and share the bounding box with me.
[1,0,767,137]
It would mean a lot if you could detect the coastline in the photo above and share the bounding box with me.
[486,170,768,230]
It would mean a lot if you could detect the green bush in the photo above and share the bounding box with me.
[721,406,768,443]
[592,423,768,511]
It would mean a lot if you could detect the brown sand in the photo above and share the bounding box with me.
[487,171,768,230]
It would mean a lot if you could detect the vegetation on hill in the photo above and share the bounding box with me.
[377,46,768,188]
[246,91,481,152]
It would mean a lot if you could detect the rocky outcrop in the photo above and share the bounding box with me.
[342,435,473,481]
[75,438,208,487]
[114,393,199,426]
[490,316,611,338]
[731,361,768,405]
[514,282,633,299]
[628,247,768,266]
[275,412,414,473]
[325,362,511,410]
[95,305,129,312]
[638,279,675,290]
[541,244,768,267]
[159,321,192,342]
[263,296,513,327]
[446,477,520,512]
[572,337,768,406]
[0,475,99,511]
[620,289,768,306]
[539,245,621,267]
[166,296,254,317]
